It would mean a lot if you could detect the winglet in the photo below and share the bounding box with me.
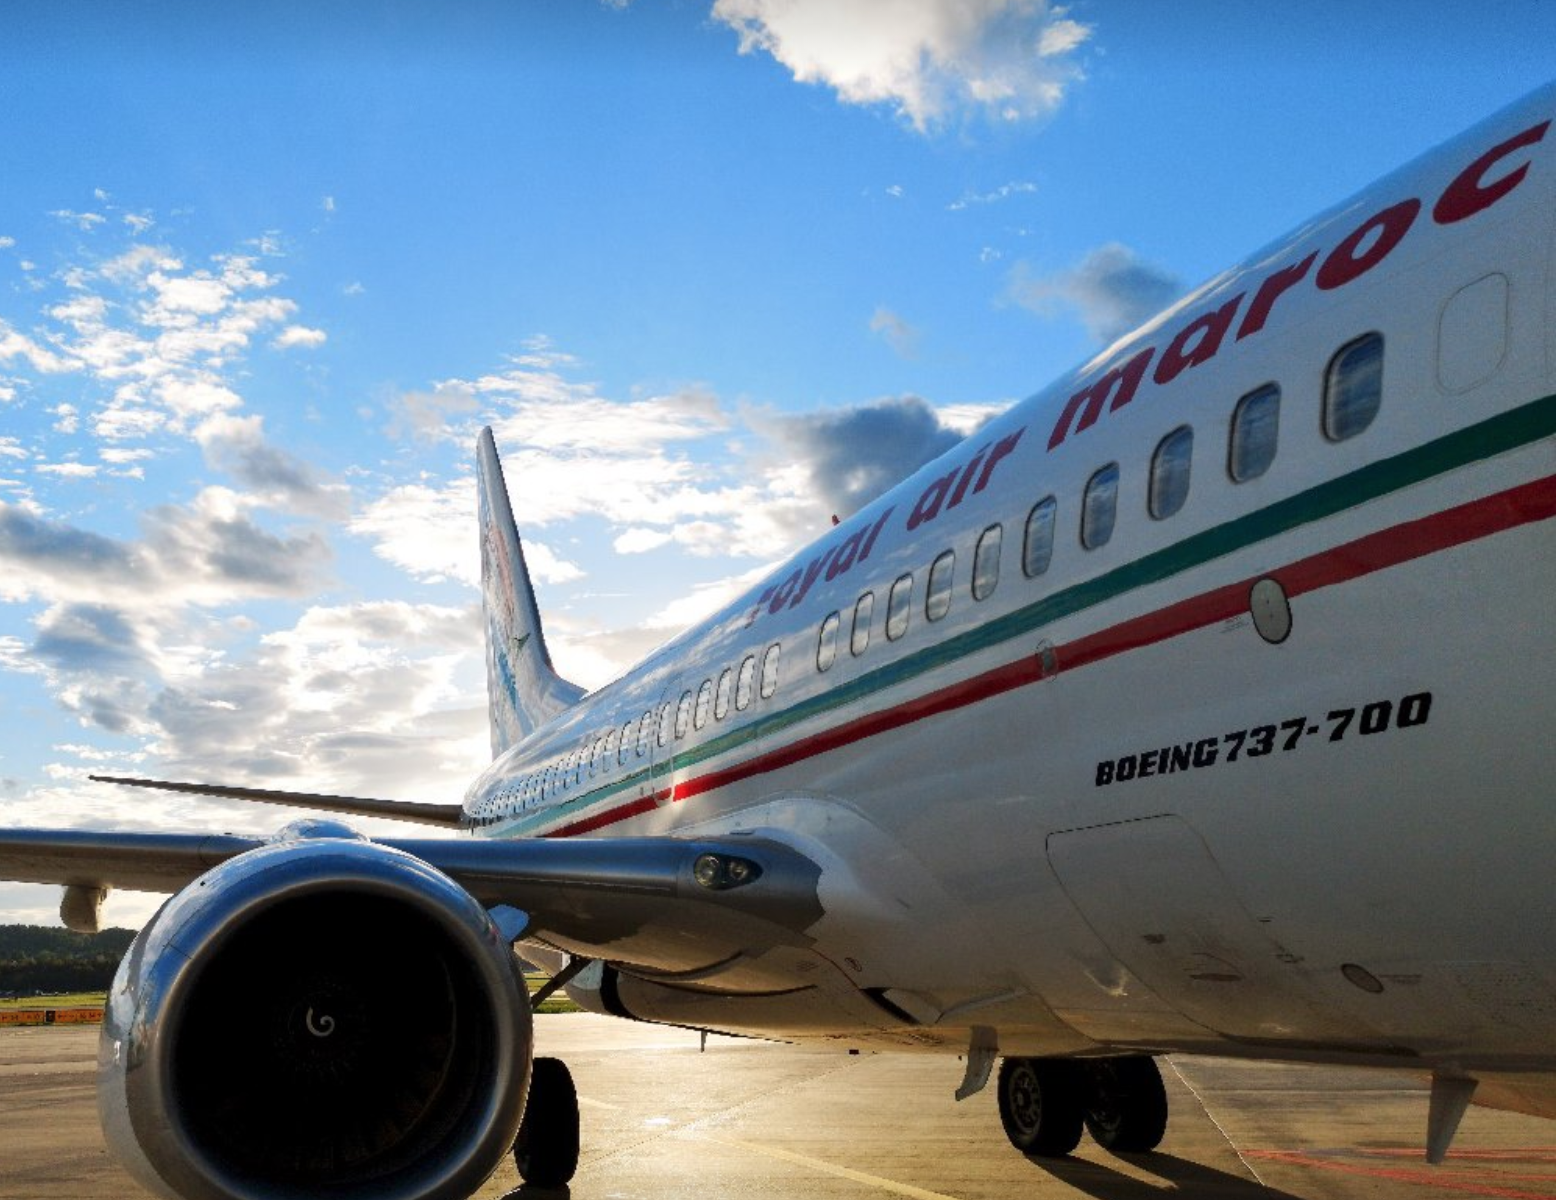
[478,427,584,756]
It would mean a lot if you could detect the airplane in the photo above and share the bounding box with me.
[2,80,1555,1200]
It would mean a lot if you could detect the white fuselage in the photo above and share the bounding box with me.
[467,87,1556,1073]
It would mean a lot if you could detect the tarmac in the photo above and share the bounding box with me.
[4,1013,1556,1199]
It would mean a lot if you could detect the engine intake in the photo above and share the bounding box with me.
[99,835,532,1200]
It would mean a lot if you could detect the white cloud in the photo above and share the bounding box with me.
[194,413,349,517]
[36,461,99,479]
[159,377,243,420]
[934,401,1010,434]
[1038,16,1089,56]
[100,447,153,465]
[613,527,673,554]
[711,0,1093,131]
[350,476,583,586]
[273,324,327,349]
[0,491,331,609]
[948,180,1037,210]
[869,306,920,358]
[0,236,14,249]
[0,599,492,872]
[0,321,70,373]
[1007,243,1183,343]
[50,209,107,231]
[51,402,79,433]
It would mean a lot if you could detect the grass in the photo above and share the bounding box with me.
[0,992,106,1011]
[526,973,583,1015]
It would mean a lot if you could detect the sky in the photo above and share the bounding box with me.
[1,0,1552,927]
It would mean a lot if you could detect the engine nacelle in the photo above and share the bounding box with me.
[98,830,532,1200]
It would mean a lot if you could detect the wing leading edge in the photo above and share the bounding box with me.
[0,827,824,974]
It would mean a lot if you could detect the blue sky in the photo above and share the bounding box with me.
[1,0,1552,925]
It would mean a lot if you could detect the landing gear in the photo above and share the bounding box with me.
[996,1055,1168,1158]
[1080,1056,1168,1152]
[513,1056,580,1187]
[996,1057,1084,1156]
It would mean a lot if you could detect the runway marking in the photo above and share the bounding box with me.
[697,1133,963,1200]
[1165,1058,1267,1187]
[1247,1148,1556,1198]
[1362,1150,1556,1163]
[577,1096,620,1111]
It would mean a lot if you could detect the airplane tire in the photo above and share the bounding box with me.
[513,1056,580,1187]
[1081,1056,1168,1153]
[996,1057,1084,1157]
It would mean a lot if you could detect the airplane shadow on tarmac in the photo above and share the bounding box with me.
[1031,1151,1305,1200]
[495,1154,1304,1200]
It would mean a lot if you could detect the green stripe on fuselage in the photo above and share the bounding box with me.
[489,392,1556,836]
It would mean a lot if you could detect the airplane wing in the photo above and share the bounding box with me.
[85,773,468,828]
[0,826,824,973]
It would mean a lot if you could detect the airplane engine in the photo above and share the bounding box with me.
[97,828,533,1200]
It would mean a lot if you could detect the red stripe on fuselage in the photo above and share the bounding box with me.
[543,473,1556,839]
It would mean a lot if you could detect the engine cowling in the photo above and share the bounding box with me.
[98,828,532,1200]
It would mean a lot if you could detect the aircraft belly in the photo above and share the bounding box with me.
[1047,815,1393,1049]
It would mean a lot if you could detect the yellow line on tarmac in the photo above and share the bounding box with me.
[697,1133,963,1200]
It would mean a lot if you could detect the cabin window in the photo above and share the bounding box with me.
[735,655,757,710]
[618,723,633,765]
[1229,384,1280,482]
[851,592,874,656]
[602,728,617,769]
[817,612,840,672]
[675,690,693,738]
[1149,426,1193,520]
[657,701,675,746]
[1081,463,1119,549]
[1023,497,1057,577]
[926,550,954,621]
[886,574,912,641]
[760,643,780,698]
[637,710,653,755]
[1324,332,1383,441]
[694,679,713,729]
[714,668,734,720]
[972,523,1002,601]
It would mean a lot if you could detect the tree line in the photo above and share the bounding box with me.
[0,925,135,996]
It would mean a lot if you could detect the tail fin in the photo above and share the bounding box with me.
[477,427,584,757]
